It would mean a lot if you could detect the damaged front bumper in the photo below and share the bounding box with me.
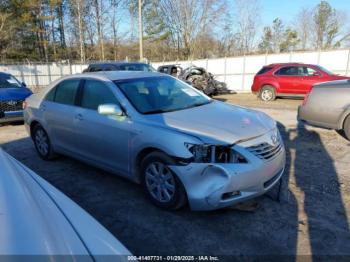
[169,136,286,211]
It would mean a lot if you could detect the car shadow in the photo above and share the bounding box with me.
[290,122,350,256]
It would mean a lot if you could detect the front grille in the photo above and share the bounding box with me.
[247,141,282,161]
[0,100,23,112]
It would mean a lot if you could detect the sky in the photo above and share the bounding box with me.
[260,0,350,25]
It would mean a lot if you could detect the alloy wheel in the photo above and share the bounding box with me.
[35,129,49,156]
[145,162,176,203]
[261,89,273,101]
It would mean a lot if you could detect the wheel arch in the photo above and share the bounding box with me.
[30,120,42,139]
[337,109,350,130]
[134,147,169,182]
[134,146,192,183]
[259,82,278,92]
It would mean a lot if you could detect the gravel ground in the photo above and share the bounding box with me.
[0,94,349,259]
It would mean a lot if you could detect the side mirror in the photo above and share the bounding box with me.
[312,72,321,77]
[98,104,124,116]
[22,82,27,87]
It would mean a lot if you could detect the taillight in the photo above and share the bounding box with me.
[22,101,27,109]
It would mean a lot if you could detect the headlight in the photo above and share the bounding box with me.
[185,143,247,164]
[185,143,212,163]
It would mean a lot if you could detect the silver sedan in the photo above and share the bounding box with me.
[24,71,285,211]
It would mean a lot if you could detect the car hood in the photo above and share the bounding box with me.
[0,87,32,101]
[0,149,130,258]
[144,101,276,144]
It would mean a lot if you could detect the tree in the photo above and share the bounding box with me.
[0,12,12,58]
[109,0,123,61]
[313,0,340,49]
[295,8,312,50]
[258,26,273,53]
[271,18,284,53]
[157,0,227,59]
[93,0,106,60]
[69,0,88,62]
[233,0,260,55]
[280,29,299,52]
[258,18,285,53]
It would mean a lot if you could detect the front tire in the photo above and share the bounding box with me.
[140,152,187,210]
[259,85,276,101]
[32,125,56,160]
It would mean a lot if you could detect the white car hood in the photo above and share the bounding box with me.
[145,101,276,144]
[0,149,130,259]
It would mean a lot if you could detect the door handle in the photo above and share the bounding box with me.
[75,114,83,121]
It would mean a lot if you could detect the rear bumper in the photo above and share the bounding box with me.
[0,110,24,123]
[297,106,335,130]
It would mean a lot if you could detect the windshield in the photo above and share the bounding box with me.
[114,76,211,114]
[0,75,22,88]
[317,66,334,75]
[119,63,156,72]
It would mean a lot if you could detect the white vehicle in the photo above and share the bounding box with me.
[0,148,131,259]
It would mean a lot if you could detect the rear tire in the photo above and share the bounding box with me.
[259,85,276,101]
[343,115,350,141]
[140,152,187,210]
[32,125,56,160]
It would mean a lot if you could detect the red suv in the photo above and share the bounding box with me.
[251,63,350,101]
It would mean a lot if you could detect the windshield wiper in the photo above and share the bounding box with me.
[194,100,213,107]
[143,109,173,115]
[143,100,213,115]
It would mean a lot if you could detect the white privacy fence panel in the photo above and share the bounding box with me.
[153,49,350,92]
[1,49,350,92]
[0,63,88,88]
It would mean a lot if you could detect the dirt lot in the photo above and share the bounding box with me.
[1,94,349,259]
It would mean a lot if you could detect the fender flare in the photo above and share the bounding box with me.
[258,82,279,95]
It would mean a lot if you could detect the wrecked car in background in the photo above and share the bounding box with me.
[157,64,231,96]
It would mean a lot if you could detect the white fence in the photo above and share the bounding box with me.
[1,49,350,92]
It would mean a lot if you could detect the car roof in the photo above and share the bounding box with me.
[88,61,149,66]
[75,71,166,81]
[158,64,178,67]
[267,63,318,67]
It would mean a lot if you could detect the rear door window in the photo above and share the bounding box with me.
[81,80,119,110]
[257,67,273,75]
[89,65,103,72]
[54,79,80,106]
[275,66,302,76]
[103,65,117,71]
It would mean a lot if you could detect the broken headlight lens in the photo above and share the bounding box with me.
[185,143,212,163]
[185,143,247,163]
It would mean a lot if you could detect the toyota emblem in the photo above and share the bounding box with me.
[271,134,279,145]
